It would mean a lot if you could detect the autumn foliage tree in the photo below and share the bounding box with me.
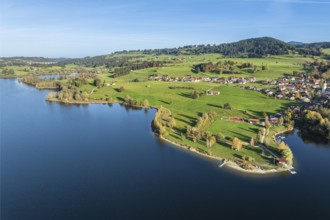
[205,133,217,148]
[232,137,242,151]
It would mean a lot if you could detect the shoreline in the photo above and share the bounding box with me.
[159,135,285,175]
[47,98,110,104]
[46,97,288,174]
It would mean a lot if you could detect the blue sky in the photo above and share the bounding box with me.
[0,0,329,57]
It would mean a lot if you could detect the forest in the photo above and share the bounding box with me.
[300,108,330,140]
[111,37,330,58]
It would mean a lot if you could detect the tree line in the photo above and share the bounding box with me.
[1,68,15,75]
[192,60,255,74]
[20,75,59,89]
[300,108,330,140]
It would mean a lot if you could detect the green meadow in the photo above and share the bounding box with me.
[323,48,330,55]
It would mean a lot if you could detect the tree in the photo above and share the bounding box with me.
[170,117,177,129]
[192,90,199,99]
[143,99,150,107]
[282,148,293,165]
[278,142,287,150]
[8,69,15,75]
[250,137,255,147]
[181,133,185,141]
[74,93,82,101]
[186,125,192,137]
[263,112,269,124]
[93,78,102,87]
[223,102,232,109]
[232,137,242,151]
[217,133,226,143]
[205,133,216,148]
[257,129,263,143]
[46,92,56,100]
[242,155,255,162]
[253,66,258,73]
[81,91,89,101]
[261,63,268,70]
[159,126,168,137]
[262,112,268,118]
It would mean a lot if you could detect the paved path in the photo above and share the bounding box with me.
[90,88,96,95]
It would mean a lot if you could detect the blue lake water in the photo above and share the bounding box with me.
[1,78,330,220]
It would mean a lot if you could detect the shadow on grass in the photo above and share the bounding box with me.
[230,131,251,143]
[207,103,223,108]
[178,92,192,99]
[233,153,242,160]
[177,113,196,124]
[243,109,267,118]
[176,117,192,125]
[117,97,125,102]
[159,99,171,105]
[260,154,275,165]
[239,126,260,135]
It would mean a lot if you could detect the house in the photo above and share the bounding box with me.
[276,158,287,165]
[270,118,279,124]
[248,119,260,124]
[207,90,220,95]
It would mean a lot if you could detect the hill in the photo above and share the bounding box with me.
[288,41,305,45]
[124,37,294,58]
[60,37,330,68]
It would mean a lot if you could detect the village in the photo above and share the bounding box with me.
[236,74,330,107]
[148,74,257,84]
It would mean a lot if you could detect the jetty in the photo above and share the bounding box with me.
[218,159,228,168]
[283,163,297,174]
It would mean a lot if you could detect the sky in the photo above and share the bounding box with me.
[0,0,329,57]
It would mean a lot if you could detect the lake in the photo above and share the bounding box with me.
[1,78,330,220]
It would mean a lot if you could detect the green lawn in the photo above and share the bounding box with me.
[126,54,313,80]
[209,120,261,143]
[167,130,275,168]
[323,48,330,55]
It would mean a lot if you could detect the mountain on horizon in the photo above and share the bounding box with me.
[288,41,305,46]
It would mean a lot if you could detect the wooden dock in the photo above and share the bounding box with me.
[218,159,227,168]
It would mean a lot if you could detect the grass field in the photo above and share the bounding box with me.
[123,55,313,81]
[323,48,330,55]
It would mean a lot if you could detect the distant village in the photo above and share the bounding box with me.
[236,74,330,107]
[148,74,256,84]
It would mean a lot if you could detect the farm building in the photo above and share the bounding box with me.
[248,119,260,124]
[207,90,220,95]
